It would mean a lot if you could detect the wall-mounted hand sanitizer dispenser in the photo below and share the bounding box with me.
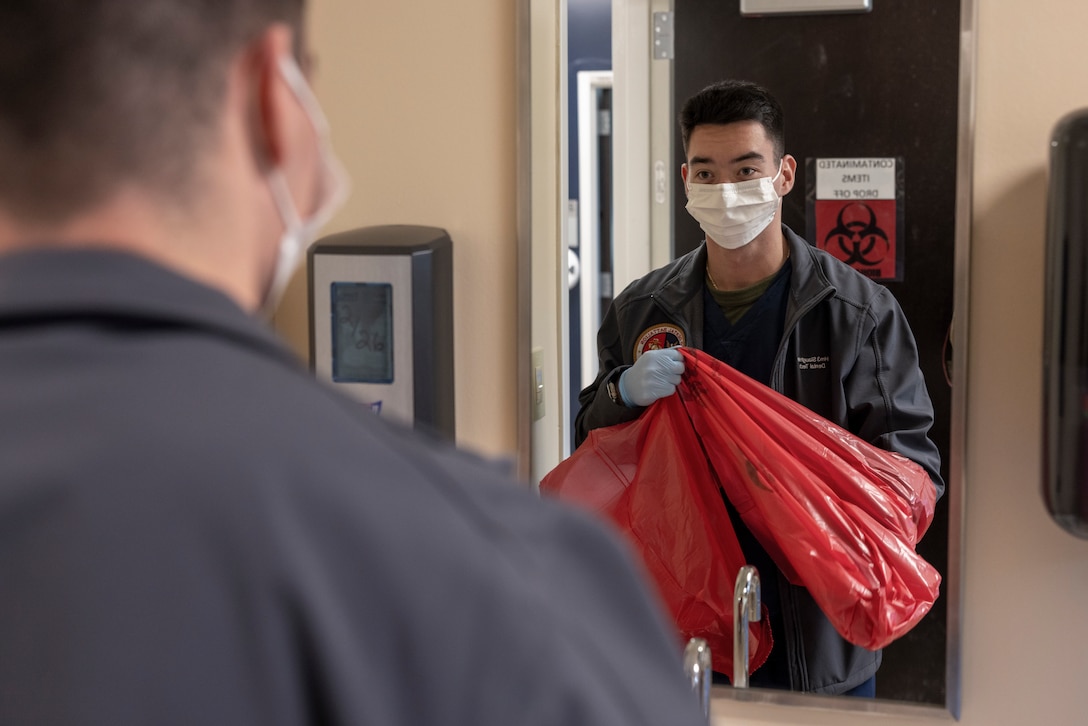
[1043,110,1088,539]
[309,225,455,440]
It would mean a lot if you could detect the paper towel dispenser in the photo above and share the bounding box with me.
[1043,109,1088,539]
[308,225,455,440]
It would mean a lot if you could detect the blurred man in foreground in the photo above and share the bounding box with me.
[0,2,705,724]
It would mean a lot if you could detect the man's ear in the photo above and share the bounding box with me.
[680,163,689,196]
[779,154,798,196]
[250,24,299,170]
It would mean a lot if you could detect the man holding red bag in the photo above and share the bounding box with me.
[574,80,944,696]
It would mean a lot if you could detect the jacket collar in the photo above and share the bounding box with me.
[783,225,837,307]
[649,243,708,317]
[653,225,836,311]
[0,248,301,370]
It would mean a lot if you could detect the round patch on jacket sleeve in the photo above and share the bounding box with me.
[634,324,686,360]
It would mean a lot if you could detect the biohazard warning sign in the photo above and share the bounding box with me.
[805,157,904,281]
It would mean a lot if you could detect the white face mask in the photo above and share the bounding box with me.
[684,161,782,250]
[262,55,350,315]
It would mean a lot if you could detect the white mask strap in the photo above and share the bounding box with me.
[267,168,303,232]
[260,56,351,315]
[770,158,784,184]
[276,56,332,138]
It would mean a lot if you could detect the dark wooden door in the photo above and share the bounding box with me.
[671,1,960,704]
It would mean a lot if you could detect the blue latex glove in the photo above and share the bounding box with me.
[618,347,685,407]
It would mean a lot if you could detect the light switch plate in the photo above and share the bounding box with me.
[531,347,545,422]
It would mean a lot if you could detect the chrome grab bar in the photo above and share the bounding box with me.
[732,565,761,689]
[683,637,712,721]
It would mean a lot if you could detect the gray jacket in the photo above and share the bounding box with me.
[575,226,943,693]
[0,249,707,726]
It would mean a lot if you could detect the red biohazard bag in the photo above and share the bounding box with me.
[540,376,773,678]
[541,347,939,667]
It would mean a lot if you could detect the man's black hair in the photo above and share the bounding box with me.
[678,80,785,160]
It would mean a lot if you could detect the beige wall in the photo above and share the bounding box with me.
[958,0,1088,720]
[274,0,519,460]
[285,0,1088,723]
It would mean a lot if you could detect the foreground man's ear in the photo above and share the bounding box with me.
[249,25,312,172]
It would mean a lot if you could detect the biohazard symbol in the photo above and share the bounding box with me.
[821,202,890,267]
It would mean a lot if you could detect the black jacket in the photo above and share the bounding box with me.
[575,226,944,693]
